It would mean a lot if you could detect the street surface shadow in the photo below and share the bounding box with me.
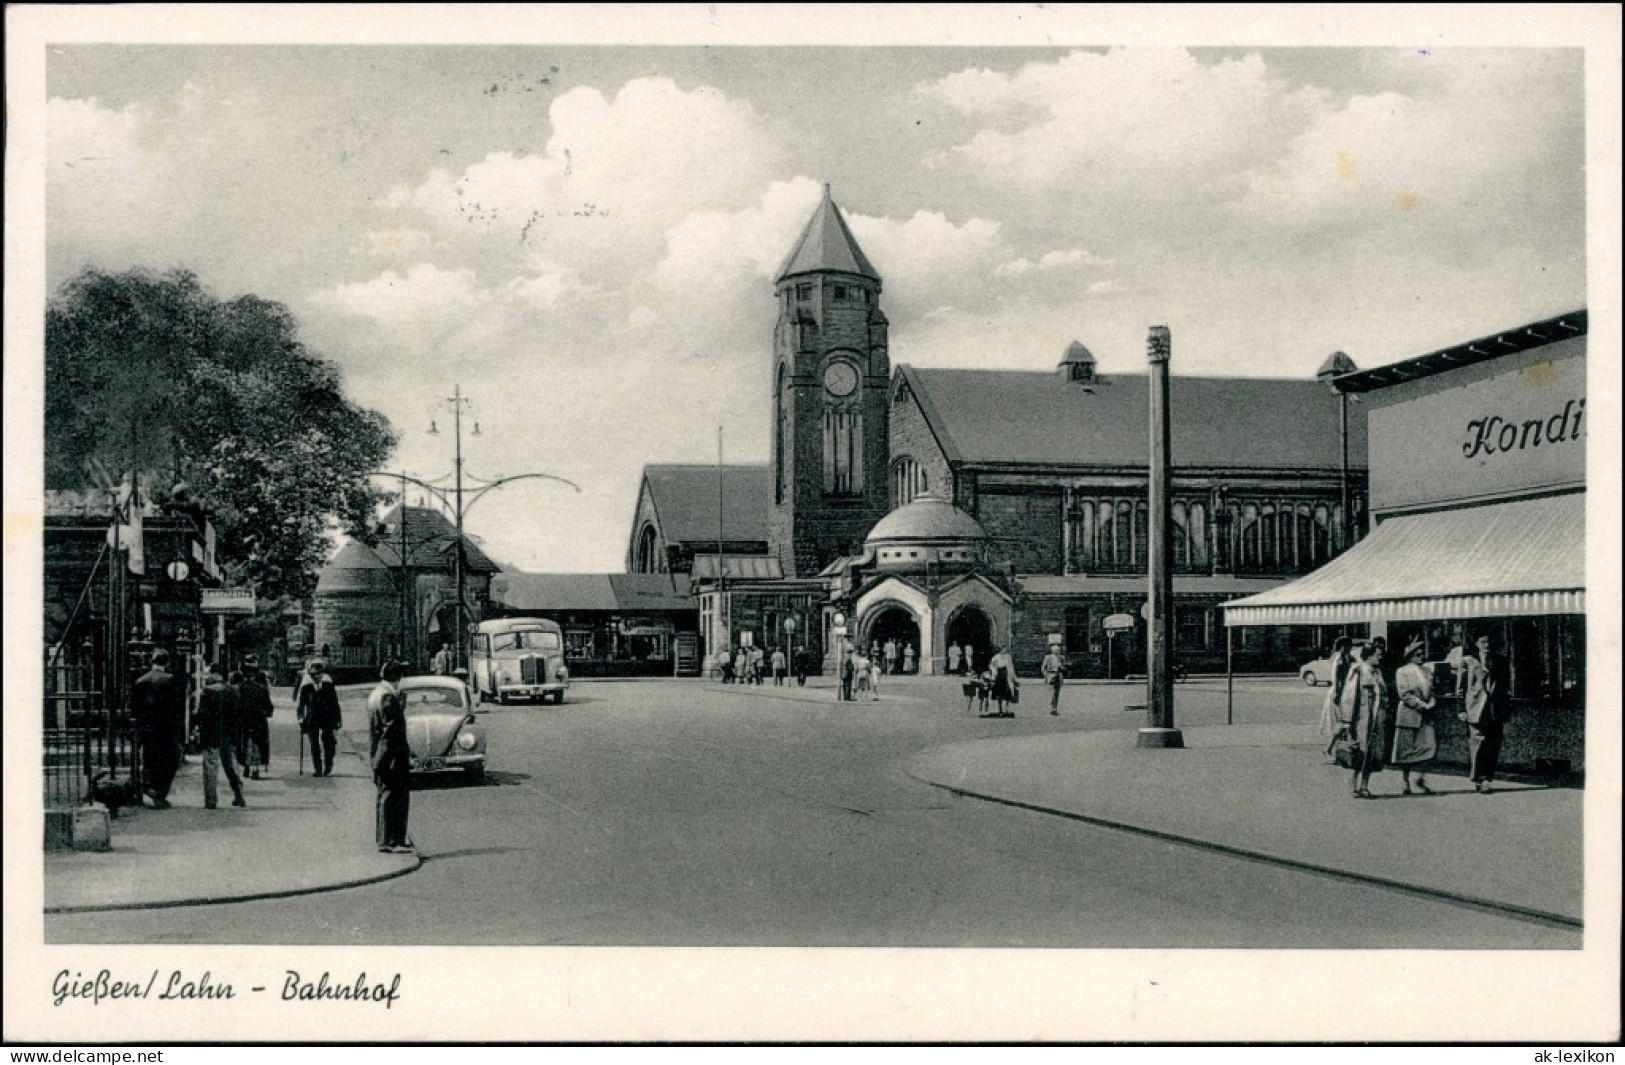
[410,769,530,790]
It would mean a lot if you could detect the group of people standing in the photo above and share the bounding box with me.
[132,650,276,810]
[961,646,1023,717]
[1321,633,1512,798]
[717,645,806,686]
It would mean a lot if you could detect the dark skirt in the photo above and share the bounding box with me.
[991,669,1015,701]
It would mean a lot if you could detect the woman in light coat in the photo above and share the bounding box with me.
[1390,639,1438,795]
[1347,642,1392,799]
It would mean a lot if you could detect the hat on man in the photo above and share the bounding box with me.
[244,654,258,666]
[1404,638,1426,658]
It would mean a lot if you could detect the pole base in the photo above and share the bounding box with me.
[1136,728,1185,749]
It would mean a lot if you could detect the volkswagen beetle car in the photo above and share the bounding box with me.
[398,675,486,783]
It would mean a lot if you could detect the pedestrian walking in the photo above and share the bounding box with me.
[195,662,247,809]
[734,646,750,686]
[903,643,916,674]
[1041,643,1066,714]
[966,669,992,715]
[1391,639,1438,795]
[839,650,856,702]
[132,648,185,808]
[1457,633,1511,793]
[964,645,978,677]
[238,655,274,778]
[295,659,343,777]
[988,646,1017,717]
[431,643,451,675]
[368,660,413,853]
[883,639,898,676]
[770,646,787,686]
[1319,637,1357,759]
[948,642,963,676]
[1348,641,1392,798]
[853,652,873,699]
[750,645,766,685]
[868,654,883,700]
[793,647,809,687]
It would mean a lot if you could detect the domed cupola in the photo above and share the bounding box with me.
[314,540,395,597]
[864,491,988,575]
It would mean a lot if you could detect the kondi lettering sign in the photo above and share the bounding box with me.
[1366,340,1586,513]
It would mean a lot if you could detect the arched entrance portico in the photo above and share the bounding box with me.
[945,605,993,675]
[857,603,922,673]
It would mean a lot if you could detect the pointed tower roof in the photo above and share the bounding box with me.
[1059,339,1096,366]
[1315,350,1359,379]
[775,184,880,283]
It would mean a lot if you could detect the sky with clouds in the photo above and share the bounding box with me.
[41,25,1592,574]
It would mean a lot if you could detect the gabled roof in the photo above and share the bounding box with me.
[373,503,501,573]
[897,366,1367,472]
[775,184,880,283]
[640,464,771,548]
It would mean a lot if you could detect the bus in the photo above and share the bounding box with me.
[469,618,570,705]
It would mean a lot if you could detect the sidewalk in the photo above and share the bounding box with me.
[907,722,1583,926]
[44,714,417,914]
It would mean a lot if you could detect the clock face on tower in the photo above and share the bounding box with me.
[823,361,859,397]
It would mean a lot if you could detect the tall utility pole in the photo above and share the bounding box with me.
[1138,325,1183,749]
[395,384,581,674]
[716,425,727,658]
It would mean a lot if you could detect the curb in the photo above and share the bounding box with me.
[46,731,424,915]
[912,774,1582,930]
[43,855,422,915]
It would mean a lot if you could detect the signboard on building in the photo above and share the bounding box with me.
[201,588,256,615]
[1365,337,1585,513]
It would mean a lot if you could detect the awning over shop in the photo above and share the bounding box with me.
[1223,493,1584,626]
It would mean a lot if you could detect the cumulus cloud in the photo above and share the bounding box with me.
[994,247,1113,278]
[382,77,785,282]
[916,49,1321,203]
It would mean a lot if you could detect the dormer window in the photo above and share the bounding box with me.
[1069,362,1095,384]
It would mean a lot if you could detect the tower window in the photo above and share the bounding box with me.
[823,403,864,497]
[796,283,812,301]
[833,284,848,301]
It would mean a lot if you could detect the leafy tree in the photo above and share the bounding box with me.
[46,267,397,600]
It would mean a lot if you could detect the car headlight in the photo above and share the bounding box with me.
[555,666,569,681]
[457,731,478,751]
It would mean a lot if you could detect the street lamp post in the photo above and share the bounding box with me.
[1138,325,1183,749]
[382,385,581,674]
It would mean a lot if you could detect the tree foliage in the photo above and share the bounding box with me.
[46,267,397,600]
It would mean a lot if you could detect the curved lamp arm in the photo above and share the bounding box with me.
[462,471,582,519]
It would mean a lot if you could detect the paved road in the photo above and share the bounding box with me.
[45,678,1577,947]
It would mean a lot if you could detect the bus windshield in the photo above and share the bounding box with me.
[490,629,561,653]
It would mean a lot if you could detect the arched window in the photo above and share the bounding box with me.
[1172,501,1190,568]
[1188,500,1208,569]
[1312,504,1332,563]
[1134,500,1149,570]
[1240,503,1260,569]
[635,524,660,573]
[1071,497,1095,569]
[824,401,863,496]
[774,364,789,506]
[891,456,927,508]
[1096,501,1116,567]
[1260,503,1277,567]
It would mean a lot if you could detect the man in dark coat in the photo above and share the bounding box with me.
[295,659,343,776]
[132,649,184,808]
[368,660,413,853]
[195,662,247,809]
[237,656,275,779]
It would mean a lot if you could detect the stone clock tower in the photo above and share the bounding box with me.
[769,185,891,578]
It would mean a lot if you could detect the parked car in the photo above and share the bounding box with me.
[1298,652,1342,687]
[399,675,486,784]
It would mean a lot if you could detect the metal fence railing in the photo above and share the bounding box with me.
[43,716,143,811]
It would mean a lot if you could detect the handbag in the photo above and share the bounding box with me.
[1332,733,1361,769]
[1009,681,1020,705]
